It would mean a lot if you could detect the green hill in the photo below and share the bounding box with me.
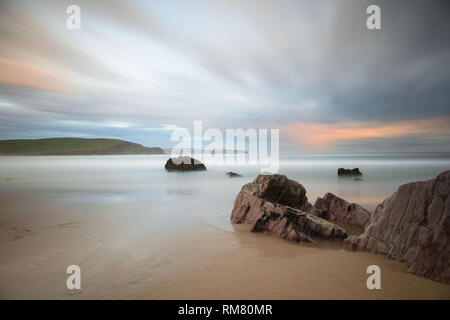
[0,138,165,155]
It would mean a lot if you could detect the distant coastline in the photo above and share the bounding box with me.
[0,138,165,155]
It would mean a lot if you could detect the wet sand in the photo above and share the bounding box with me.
[0,191,449,300]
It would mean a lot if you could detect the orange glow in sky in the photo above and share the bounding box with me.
[282,117,450,149]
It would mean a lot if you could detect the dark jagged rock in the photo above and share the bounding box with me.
[231,174,313,224]
[312,193,370,229]
[227,172,242,177]
[230,174,347,242]
[408,214,449,283]
[251,203,348,243]
[338,168,363,176]
[344,170,450,284]
[164,156,206,171]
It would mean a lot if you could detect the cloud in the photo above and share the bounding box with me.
[0,0,449,150]
[0,57,68,92]
[282,117,450,149]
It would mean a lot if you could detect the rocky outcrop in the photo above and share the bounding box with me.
[408,214,449,283]
[344,170,450,283]
[164,156,206,171]
[338,168,362,176]
[312,193,370,229]
[231,174,312,224]
[231,174,347,242]
[251,203,348,243]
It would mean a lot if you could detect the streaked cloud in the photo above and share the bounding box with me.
[0,58,68,92]
[282,117,450,149]
[0,0,449,150]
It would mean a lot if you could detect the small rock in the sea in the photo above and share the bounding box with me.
[338,167,363,176]
[164,156,206,171]
[226,171,242,177]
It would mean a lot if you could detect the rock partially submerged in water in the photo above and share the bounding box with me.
[226,171,242,177]
[231,174,312,224]
[338,168,362,176]
[165,156,206,171]
[230,174,347,242]
[344,170,450,284]
[251,202,348,243]
[312,193,370,229]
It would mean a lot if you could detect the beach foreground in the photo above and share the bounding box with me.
[1,191,449,299]
[1,155,450,299]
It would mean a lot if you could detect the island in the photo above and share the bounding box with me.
[0,138,165,155]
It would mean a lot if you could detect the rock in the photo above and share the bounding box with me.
[226,172,242,177]
[408,214,450,283]
[231,174,312,224]
[312,193,370,229]
[251,203,348,243]
[164,156,206,171]
[344,170,450,284]
[230,174,347,242]
[338,168,362,176]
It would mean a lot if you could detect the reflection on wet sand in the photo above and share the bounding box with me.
[142,223,450,300]
[0,192,449,299]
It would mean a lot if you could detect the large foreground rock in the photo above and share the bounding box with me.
[231,174,312,224]
[251,202,348,243]
[165,156,206,171]
[344,170,450,283]
[231,174,347,242]
[312,193,370,229]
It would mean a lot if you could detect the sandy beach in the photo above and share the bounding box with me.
[1,189,449,300]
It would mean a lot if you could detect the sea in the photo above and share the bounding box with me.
[1,152,449,232]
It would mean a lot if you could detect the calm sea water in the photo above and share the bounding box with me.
[1,153,449,231]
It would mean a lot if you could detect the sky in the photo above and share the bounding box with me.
[0,0,449,152]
